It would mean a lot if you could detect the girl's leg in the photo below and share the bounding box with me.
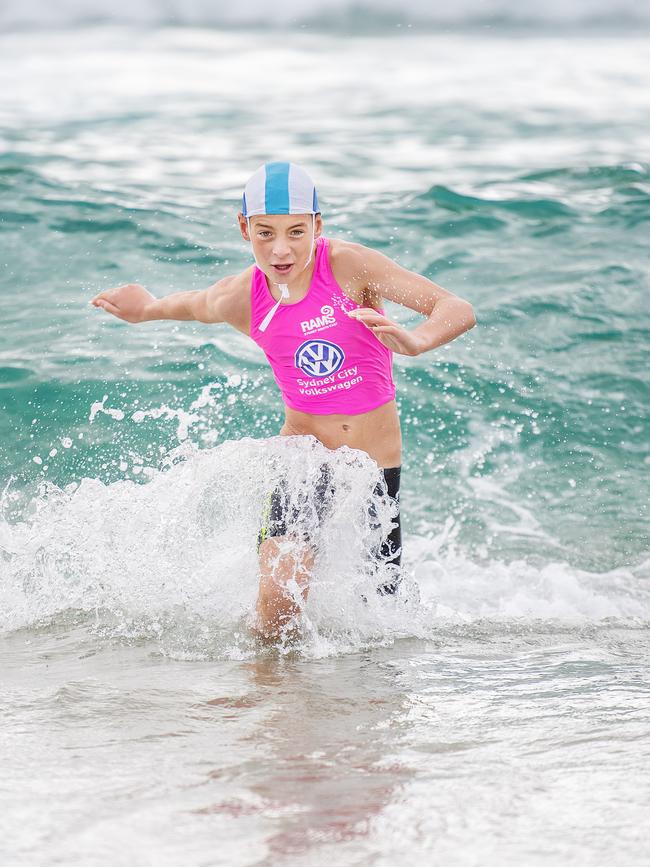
[253,536,315,639]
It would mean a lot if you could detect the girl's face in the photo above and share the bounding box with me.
[239,213,323,285]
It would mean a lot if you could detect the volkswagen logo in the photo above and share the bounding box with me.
[295,339,345,378]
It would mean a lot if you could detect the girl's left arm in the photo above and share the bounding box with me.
[345,245,476,357]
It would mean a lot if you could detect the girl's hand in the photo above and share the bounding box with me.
[346,308,424,356]
[90,283,156,323]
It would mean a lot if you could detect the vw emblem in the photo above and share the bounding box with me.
[295,339,345,378]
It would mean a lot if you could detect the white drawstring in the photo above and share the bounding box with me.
[250,213,317,333]
[259,283,290,332]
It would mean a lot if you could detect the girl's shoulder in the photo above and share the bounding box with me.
[327,238,377,308]
[207,267,253,335]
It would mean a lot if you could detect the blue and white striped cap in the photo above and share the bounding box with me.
[242,162,320,218]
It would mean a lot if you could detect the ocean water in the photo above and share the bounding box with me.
[1,16,649,867]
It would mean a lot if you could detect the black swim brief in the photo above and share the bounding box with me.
[257,465,402,595]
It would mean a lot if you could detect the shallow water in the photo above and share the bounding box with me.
[1,19,649,866]
[3,624,650,865]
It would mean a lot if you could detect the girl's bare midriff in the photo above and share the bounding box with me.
[280,399,402,469]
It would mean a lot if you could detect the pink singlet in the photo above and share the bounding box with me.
[250,236,396,415]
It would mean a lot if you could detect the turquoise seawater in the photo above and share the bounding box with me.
[1,30,647,571]
[1,25,649,867]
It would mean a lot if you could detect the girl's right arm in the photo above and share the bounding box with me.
[90,275,246,326]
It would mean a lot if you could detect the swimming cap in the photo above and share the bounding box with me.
[242,162,320,218]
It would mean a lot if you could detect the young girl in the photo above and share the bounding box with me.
[91,161,476,638]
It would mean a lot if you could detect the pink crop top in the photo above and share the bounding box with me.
[249,236,396,415]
